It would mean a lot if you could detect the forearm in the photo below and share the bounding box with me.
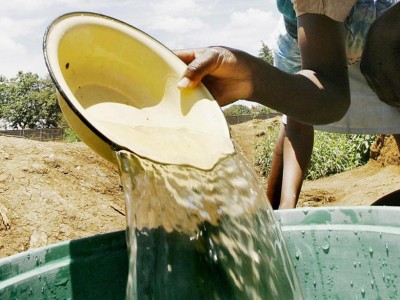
[249,58,350,125]
[176,13,351,125]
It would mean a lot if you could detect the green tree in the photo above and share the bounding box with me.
[251,104,276,117]
[223,104,251,116]
[0,76,10,116]
[0,71,62,129]
[258,41,273,64]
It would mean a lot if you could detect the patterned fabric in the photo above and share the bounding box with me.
[276,0,297,21]
[345,0,397,64]
[292,0,356,22]
[276,0,398,58]
[273,0,400,134]
[276,0,298,38]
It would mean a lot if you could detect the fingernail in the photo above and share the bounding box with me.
[178,77,192,89]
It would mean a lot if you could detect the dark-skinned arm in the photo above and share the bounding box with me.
[360,2,400,108]
[176,14,350,125]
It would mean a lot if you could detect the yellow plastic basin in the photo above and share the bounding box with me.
[43,12,234,170]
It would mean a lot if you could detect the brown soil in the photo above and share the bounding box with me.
[0,137,125,258]
[229,118,400,208]
[1,118,400,258]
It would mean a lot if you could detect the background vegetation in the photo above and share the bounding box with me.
[0,72,61,129]
[223,103,277,117]
[255,123,376,180]
[0,71,80,141]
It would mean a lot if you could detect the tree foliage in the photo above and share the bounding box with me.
[258,41,274,64]
[223,104,251,116]
[0,71,62,129]
[251,104,276,116]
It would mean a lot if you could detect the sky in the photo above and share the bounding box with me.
[0,0,280,79]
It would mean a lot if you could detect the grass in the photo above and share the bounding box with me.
[255,123,376,180]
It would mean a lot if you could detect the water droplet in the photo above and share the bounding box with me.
[371,280,374,289]
[354,262,357,268]
[303,208,309,215]
[322,243,330,254]
[295,251,300,260]
[313,280,317,287]
[360,287,365,297]
[354,230,358,235]
[369,247,374,257]
[54,278,69,287]
[213,254,218,262]
[350,280,354,287]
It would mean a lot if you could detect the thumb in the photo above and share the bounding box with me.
[176,48,219,89]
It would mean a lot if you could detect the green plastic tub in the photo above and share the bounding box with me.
[277,206,400,299]
[1,206,400,299]
[0,231,128,299]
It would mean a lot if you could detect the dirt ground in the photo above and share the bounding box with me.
[230,117,400,207]
[0,137,126,258]
[1,117,400,258]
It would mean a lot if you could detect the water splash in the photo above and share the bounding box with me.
[116,149,303,299]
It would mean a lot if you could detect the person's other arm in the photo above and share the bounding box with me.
[361,2,400,108]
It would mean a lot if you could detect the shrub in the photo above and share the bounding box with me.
[64,127,81,143]
[307,132,376,180]
[255,123,376,180]
[223,104,251,116]
[251,105,277,117]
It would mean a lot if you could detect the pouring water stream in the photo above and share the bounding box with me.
[116,142,303,299]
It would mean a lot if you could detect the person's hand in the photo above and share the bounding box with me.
[361,3,400,108]
[175,47,260,106]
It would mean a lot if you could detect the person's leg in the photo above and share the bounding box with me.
[267,18,302,209]
[279,117,314,209]
[266,122,286,209]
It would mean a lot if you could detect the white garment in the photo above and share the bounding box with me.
[315,63,400,134]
